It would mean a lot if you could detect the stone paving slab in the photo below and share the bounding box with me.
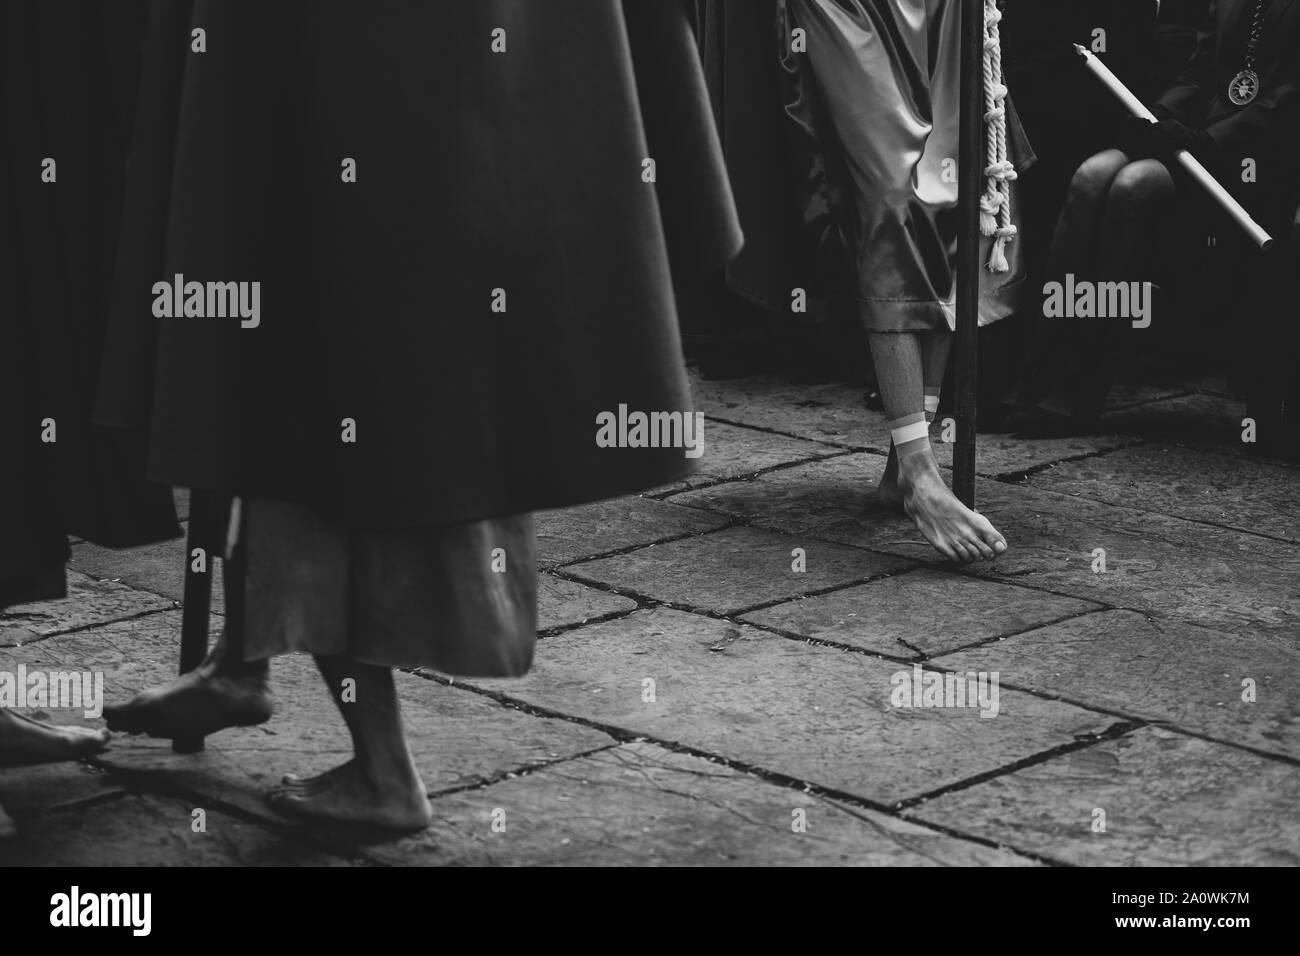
[911,726,1300,866]
[741,569,1099,659]
[467,608,1116,807]
[670,454,1300,634]
[690,373,885,447]
[934,610,1300,760]
[0,762,124,817]
[362,742,1038,866]
[1105,382,1191,411]
[690,372,1135,475]
[0,794,352,866]
[927,431,1134,479]
[69,532,220,608]
[0,572,173,647]
[0,613,203,733]
[537,574,638,631]
[535,497,730,568]
[565,525,914,616]
[1101,392,1248,453]
[646,421,844,494]
[667,452,892,539]
[1028,443,1300,542]
[969,480,1300,634]
[0,612,613,825]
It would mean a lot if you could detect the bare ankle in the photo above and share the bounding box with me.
[897,450,939,489]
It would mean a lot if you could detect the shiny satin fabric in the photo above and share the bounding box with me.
[789,0,1033,331]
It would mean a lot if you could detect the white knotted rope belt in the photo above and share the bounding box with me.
[979,0,1016,273]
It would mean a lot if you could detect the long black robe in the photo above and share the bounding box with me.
[95,0,743,530]
[1,0,181,612]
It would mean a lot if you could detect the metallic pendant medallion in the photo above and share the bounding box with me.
[1229,69,1260,106]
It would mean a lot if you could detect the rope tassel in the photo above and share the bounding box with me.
[980,0,1016,273]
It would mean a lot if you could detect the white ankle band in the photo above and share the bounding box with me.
[924,395,940,415]
[890,419,930,446]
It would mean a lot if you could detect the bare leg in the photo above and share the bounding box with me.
[869,331,1007,563]
[1065,158,1176,421]
[1046,149,1132,279]
[0,708,109,767]
[1018,149,1131,421]
[879,330,951,507]
[268,656,430,829]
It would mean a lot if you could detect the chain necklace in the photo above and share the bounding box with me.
[1228,0,1271,106]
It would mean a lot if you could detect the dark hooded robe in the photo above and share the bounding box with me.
[91,0,742,673]
[1,0,180,612]
[97,0,740,528]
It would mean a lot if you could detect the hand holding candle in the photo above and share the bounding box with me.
[1073,44,1274,251]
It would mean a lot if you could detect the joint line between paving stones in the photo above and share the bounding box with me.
[992,461,1300,546]
[947,565,1128,610]
[983,677,1300,767]
[558,560,923,624]
[393,732,624,800]
[1150,724,1300,768]
[921,605,1112,661]
[24,778,132,816]
[894,720,1145,811]
[646,448,864,500]
[545,516,746,573]
[695,417,1155,487]
[1104,388,1196,413]
[988,437,1149,484]
[560,495,944,579]
[536,605,644,640]
[1150,437,1300,473]
[702,415,882,455]
[0,604,177,650]
[735,616,925,664]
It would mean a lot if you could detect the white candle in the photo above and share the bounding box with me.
[1074,44,1274,251]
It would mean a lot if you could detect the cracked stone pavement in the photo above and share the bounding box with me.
[2,370,1298,866]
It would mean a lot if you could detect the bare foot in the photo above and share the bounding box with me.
[0,801,15,839]
[103,668,272,740]
[0,709,110,767]
[267,759,431,829]
[280,766,430,798]
[876,445,905,510]
[279,767,345,790]
[899,454,1008,563]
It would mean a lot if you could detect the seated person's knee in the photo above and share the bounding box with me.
[1066,149,1130,208]
[1108,159,1176,210]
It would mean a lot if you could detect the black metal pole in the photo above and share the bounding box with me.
[174,490,215,754]
[173,492,247,755]
[954,0,983,508]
